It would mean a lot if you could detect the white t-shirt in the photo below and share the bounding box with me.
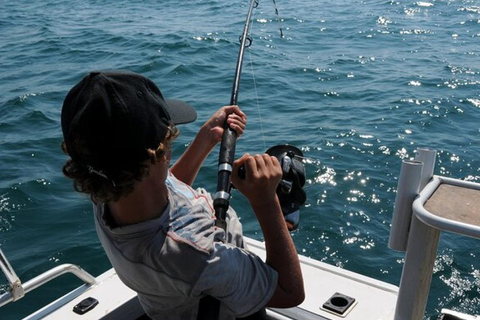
[93,172,278,320]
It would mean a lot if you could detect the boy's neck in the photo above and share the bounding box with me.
[108,162,169,226]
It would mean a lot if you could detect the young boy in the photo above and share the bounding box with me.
[61,70,304,319]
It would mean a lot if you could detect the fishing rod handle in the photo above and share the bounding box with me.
[214,127,237,225]
[218,126,237,165]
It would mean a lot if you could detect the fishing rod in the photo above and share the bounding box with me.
[213,0,259,231]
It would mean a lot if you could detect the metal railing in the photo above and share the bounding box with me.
[0,247,96,307]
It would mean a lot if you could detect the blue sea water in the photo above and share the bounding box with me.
[1,0,479,319]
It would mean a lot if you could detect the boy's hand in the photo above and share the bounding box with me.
[202,105,247,145]
[232,153,282,207]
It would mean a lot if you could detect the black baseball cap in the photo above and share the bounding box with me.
[61,70,197,176]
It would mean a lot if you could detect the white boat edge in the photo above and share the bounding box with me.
[21,236,400,320]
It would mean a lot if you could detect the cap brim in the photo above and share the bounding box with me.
[164,99,197,125]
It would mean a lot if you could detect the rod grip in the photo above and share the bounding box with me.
[218,127,237,165]
[216,126,237,194]
[214,126,238,229]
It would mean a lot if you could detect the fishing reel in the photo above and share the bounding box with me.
[237,145,307,231]
[266,145,307,231]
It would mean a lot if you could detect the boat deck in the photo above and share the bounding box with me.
[22,237,398,320]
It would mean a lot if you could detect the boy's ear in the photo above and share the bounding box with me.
[161,154,169,163]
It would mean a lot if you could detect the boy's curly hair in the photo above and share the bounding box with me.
[62,125,179,203]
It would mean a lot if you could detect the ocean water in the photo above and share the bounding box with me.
[1,0,479,319]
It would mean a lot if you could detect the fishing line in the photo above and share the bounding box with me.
[272,0,284,38]
[245,2,318,181]
[245,0,284,152]
[248,51,267,151]
[246,22,267,152]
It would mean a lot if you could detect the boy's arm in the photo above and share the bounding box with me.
[232,154,305,308]
[170,105,246,185]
